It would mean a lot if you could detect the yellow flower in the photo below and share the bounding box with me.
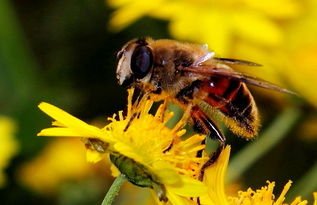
[18,139,103,194]
[107,0,300,55]
[278,0,317,108]
[228,181,316,205]
[37,91,316,204]
[236,0,317,107]
[199,146,316,205]
[0,116,19,187]
[37,88,207,203]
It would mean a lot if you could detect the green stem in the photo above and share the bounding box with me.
[101,174,126,205]
[227,107,301,183]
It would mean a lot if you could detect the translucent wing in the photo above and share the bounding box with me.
[179,65,297,95]
[213,57,262,66]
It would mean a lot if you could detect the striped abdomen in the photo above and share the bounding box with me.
[198,76,259,138]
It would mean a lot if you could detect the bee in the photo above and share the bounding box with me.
[116,38,294,147]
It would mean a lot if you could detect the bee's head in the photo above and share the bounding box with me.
[116,38,154,87]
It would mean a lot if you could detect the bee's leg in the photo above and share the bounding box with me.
[190,105,225,151]
[190,105,226,180]
[123,112,137,132]
[131,87,145,106]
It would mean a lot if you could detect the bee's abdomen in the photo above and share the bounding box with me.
[200,77,259,138]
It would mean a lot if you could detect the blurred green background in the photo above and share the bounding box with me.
[0,0,316,204]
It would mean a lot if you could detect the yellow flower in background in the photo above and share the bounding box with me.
[37,88,208,203]
[107,0,300,54]
[0,116,19,187]
[18,139,104,194]
[280,0,317,108]
[237,0,317,107]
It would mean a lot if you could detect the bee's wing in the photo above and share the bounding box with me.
[213,58,262,66]
[180,65,297,95]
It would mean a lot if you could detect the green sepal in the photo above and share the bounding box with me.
[110,153,167,201]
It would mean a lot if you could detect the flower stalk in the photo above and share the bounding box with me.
[101,174,126,205]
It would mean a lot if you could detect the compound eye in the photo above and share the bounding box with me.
[131,45,153,79]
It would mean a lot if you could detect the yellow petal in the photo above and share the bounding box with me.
[52,121,64,127]
[166,190,194,205]
[168,8,231,55]
[242,0,301,18]
[38,102,108,141]
[201,146,231,205]
[108,0,163,31]
[152,161,182,185]
[232,10,283,46]
[110,164,120,177]
[151,1,186,20]
[167,176,207,197]
[113,142,144,163]
[285,44,317,108]
[274,180,292,205]
[37,128,85,137]
[200,11,231,55]
[18,139,91,193]
[86,149,104,163]
[107,0,133,7]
